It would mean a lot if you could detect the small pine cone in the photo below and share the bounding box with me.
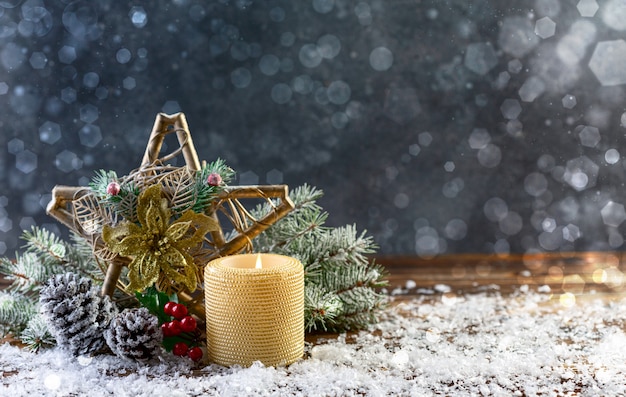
[39,272,118,356]
[105,308,163,361]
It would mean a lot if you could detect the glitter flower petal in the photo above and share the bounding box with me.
[103,185,219,293]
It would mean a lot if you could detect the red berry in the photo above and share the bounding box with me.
[161,322,172,337]
[173,342,188,356]
[170,303,188,320]
[166,320,182,336]
[163,301,177,316]
[180,316,197,333]
[187,346,203,362]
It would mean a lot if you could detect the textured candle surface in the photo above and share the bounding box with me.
[204,253,304,367]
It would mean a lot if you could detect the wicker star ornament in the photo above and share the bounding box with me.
[46,113,294,308]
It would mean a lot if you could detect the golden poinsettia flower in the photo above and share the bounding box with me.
[102,184,218,293]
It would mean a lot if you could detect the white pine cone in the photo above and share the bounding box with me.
[105,307,163,361]
[39,272,118,356]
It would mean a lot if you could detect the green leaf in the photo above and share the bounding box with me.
[135,286,177,324]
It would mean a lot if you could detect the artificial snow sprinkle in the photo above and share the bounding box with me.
[2,290,626,396]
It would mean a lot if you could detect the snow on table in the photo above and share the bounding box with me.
[2,289,625,396]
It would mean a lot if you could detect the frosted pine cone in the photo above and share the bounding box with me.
[105,308,163,361]
[39,272,118,356]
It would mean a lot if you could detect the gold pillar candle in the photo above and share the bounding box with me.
[204,253,304,367]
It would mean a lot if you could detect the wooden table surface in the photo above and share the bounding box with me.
[2,250,625,297]
[3,251,625,347]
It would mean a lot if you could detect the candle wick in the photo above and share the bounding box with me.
[255,253,263,269]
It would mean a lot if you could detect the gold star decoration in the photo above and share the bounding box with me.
[47,113,294,309]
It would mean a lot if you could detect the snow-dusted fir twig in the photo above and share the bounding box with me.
[252,184,388,332]
[0,227,102,349]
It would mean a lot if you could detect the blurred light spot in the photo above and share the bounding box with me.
[484,197,508,222]
[231,67,251,88]
[589,40,626,86]
[592,268,607,284]
[122,76,136,90]
[408,144,420,156]
[477,143,501,168]
[535,17,556,39]
[39,121,61,144]
[578,125,600,147]
[563,156,598,191]
[162,100,181,114]
[498,16,539,58]
[58,45,76,64]
[493,71,510,90]
[559,292,576,308]
[83,72,99,88]
[312,0,334,14]
[239,170,259,185]
[602,0,626,30]
[291,75,312,95]
[604,267,625,288]
[508,59,523,74]
[299,43,322,68]
[562,94,577,109]
[621,112,626,127]
[29,51,47,69]
[542,218,557,233]
[601,201,626,227]
[61,87,76,104]
[384,85,420,124]
[608,230,623,248]
[468,128,491,149]
[78,124,102,148]
[7,138,24,154]
[418,132,432,147]
[15,150,37,173]
[0,82,8,95]
[354,2,372,25]
[271,83,292,104]
[259,54,280,76]
[524,172,548,197]
[444,161,455,172]
[394,193,409,209]
[44,373,61,390]
[442,177,464,198]
[444,218,467,240]
[415,226,442,258]
[1,42,25,70]
[317,34,341,59]
[494,239,510,255]
[535,0,561,17]
[55,150,83,172]
[80,104,98,124]
[331,112,349,129]
[327,80,350,105]
[563,274,586,294]
[62,1,100,40]
[369,47,393,71]
[129,6,147,28]
[499,211,523,235]
[577,0,599,17]
[605,148,620,164]
[464,42,497,75]
[563,223,581,242]
[518,76,545,102]
[500,98,522,119]
[116,48,131,64]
